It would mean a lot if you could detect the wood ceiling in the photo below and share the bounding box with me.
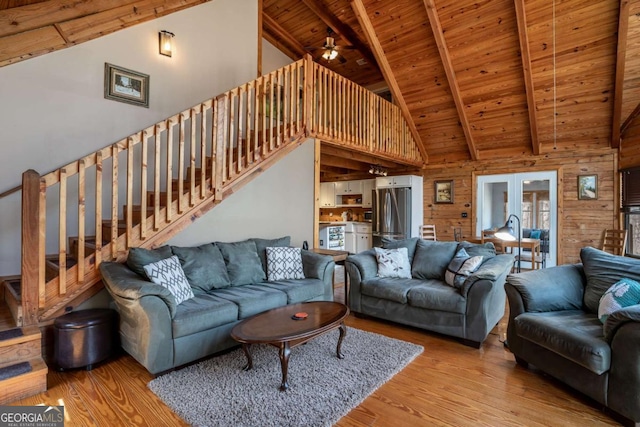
[1,0,639,175]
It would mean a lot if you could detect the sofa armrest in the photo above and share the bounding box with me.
[505,264,585,313]
[100,261,177,318]
[460,254,514,297]
[345,249,378,281]
[604,304,640,343]
[301,250,334,282]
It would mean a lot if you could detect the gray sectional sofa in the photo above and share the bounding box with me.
[100,236,335,375]
[506,246,640,425]
[345,238,515,347]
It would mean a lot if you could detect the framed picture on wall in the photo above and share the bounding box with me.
[104,63,150,108]
[578,175,597,200]
[434,180,454,204]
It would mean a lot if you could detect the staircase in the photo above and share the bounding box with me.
[0,55,423,402]
[0,327,47,404]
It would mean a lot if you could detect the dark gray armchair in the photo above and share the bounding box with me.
[505,247,640,425]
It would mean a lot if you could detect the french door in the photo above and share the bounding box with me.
[476,171,557,268]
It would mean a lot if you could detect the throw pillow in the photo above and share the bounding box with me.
[143,255,194,305]
[444,248,484,289]
[126,246,173,277]
[266,247,305,281]
[411,240,459,280]
[529,229,542,240]
[381,237,420,263]
[216,240,266,286]
[171,243,231,291]
[374,247,412,279]
[457,241,496,260]
[581,246,640,313]
[598,278,640,323]
[251,236,291,273]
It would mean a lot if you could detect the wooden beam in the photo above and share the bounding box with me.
[257,0,263,77]
[313,139,321,250]
[300,0,378,71]
[321,153,370,171]
[321,144,402,168]
[351,0,429,164]
[612,0,630,148]
[513,0,540,155]
[262,11,306,59]
[621,101,640,136]
[422,0,477,160]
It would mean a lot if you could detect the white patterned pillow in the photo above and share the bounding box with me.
[445,248,483,289]
[598,278,640,323]
[374,247,412,279]
[266,247,305,281]
[143,255,194,305]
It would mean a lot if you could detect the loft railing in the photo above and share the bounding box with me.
[18,55,422,325]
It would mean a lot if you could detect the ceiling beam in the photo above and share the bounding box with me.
[422,0,477,161]
[300,0,379,71]
[611,0,630,148]
[351,0,429,164]
[620,102,640,136]
[321,154,370,171]
[320,145,401,168]
[262,12,306,59]
[513,0,540,155]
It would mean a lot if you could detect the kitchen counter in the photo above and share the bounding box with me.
[319,221,371,226]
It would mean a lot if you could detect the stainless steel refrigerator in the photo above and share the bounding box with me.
[372,187,411,247]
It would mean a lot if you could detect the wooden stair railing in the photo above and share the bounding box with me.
[14,55,423,327]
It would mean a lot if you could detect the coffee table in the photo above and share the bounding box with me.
[230,301,349,391]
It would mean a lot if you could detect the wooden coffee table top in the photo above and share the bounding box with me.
[231,301,349,345]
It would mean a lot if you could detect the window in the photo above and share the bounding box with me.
[622,167,640,257]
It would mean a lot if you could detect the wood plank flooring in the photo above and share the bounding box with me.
[8,267,621,426]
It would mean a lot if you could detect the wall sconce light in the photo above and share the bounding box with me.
[159,31,175,57]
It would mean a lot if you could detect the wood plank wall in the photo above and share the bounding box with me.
[621,115,640,169]
[422,147,617,264]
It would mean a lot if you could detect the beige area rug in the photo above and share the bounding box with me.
[148,327,423,427]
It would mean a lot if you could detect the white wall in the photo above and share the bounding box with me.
[170,139,315,247]
[262,39,294,74]
[0,0,259,275]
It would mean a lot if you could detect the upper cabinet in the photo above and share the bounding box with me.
[362,179,374,207]
[320,182,336,207]
[335,180,363,196]
[375,175,415,188]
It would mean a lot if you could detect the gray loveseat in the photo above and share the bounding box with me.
[100,236,335,375]
[345,239,515,347]
[505,247,640,425]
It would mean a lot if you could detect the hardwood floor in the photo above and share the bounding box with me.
[9,267,621,426]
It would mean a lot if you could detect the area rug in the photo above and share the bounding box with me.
[148,328,423,427]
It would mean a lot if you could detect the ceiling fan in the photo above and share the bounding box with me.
[305,27,355,64]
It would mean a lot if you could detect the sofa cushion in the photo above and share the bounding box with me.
[266,246,305,281]
[598,278,640,324]
[457,241,496,260]
[251,236,291,273]
[374,247,412,279]
[529,229,542,239]
[407,280,466,313]
[360,277,426,304]
[143,255,194,305]
[171,243,230,291]
[381,237,419,263]
[217,240,266,286]
[127,246,173,277]
[514,310,610,374]
[445,248,483,289]
[172,294,239,338]
[213,284,287,319]
[581,246,640,313]
[260,278,326,303]
[411,240,458,280]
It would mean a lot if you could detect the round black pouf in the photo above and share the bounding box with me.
[53,309,117,371]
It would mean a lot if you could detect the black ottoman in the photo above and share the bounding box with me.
[53,309,117,370]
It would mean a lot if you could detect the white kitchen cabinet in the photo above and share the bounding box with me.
[362,179,374,207]
[320,182,336,207]
[375,175,415,188]
[355,224,372,252]
[335,180,363,196]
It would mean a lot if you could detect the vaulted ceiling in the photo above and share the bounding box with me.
[1,0,639,172]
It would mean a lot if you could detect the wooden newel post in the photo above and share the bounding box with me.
[21,169,44,326]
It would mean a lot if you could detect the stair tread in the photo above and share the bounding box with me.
[0,326,40,348]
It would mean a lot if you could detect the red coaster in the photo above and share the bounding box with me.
[291,312,308,320]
